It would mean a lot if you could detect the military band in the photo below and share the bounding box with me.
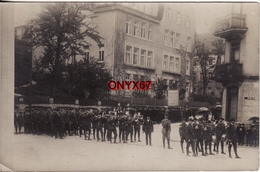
[15,106,258,158]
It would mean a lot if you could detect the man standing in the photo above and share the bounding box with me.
[215,117,226,154]
[194,118,205,156]
[133,117,142,142]
[142,116,153,146]
[161,114,172,149]
[186,118,196,156]
[237,123,246,146]
[227,118,240,158]
[108,115,118,144]
[179,118,187,153]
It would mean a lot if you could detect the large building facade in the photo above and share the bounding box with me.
[86,3,196,98]
[213,3,259,122]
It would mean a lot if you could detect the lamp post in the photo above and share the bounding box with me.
[28,20,35,116]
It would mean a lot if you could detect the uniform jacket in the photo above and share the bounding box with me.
[193,123,203,139]
[142,120,153,133]
[216,122,226,136]
[161,119,171,135]
[186,123,194,140]
[227,123,237,140]
[179,123,187,137]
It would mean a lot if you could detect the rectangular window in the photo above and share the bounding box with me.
[175,33,180,48]
[231,42,240,63]
[126,17,132,34]
[99,45,104,61]
[134,20,140,36]
[145,4,152,14]
[186,37,191,52]
[140,49,146,66]
[133,74,139,81]
[126,73,131,80]
[176,11,182,25]
[141,22,146,39]
[133,47,139,65]
[166,7,171,20]
[170,32,175,47]
[185,15,190,28]
[175,57,180,72]
[148,24,153,40]
[163,55,168,70]
[164,30,169,45]
[140,75,145,81]
[125,45,132,64]
[169,56,174,71]
[147,51,153,67]
[186,60,190,75]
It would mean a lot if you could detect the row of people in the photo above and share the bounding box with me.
[179,117,259,158]
[14,108,155,145]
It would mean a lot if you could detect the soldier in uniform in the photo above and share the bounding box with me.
[126,116,134,142]
[108,115,118,143]
[194,118,205,156]
[237,123,246,146]
[204,120,215,155]
[103,114,109,141]
[81,111,91,140]
[161,114,172,149]
[23,111,30,134]
[14,111,18,134]
[118,115,126,143]
[92,113,98,140]
[227,118,240,158]
[215,117,226,154]
[96,114,104,141]
[133,116,142,142]
[17,112,24,133]
[53,111,64,139]
[246,125,252,146]
[186,118,196,156]
[142,116,153,146]
[251,125,259,147]
[179,118,187,153]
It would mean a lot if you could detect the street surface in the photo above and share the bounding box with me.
[12,123,259,171]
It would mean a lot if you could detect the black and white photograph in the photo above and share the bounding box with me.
[0,1,259,171]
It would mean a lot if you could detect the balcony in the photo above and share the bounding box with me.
[214,63,244,83]
[214,13,248,40]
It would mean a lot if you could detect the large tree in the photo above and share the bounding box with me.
[15,36,31,87]
[64,57,111,100]
[31,3,102,96]
[194,38,225,95]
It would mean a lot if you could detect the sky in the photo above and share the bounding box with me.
[14,3,232,34]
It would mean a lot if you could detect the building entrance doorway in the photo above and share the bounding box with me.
[226,86,238,121]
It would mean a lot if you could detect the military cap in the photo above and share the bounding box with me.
[188,117,193,121]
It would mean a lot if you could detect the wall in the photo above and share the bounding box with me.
[238,79,259,122]
[241,3,259,76]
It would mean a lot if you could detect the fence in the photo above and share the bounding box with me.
[109,95,211,108]
[15,94,211,108]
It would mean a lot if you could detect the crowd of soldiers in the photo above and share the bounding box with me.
[179,117,259,158]
[14,107,147,144]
